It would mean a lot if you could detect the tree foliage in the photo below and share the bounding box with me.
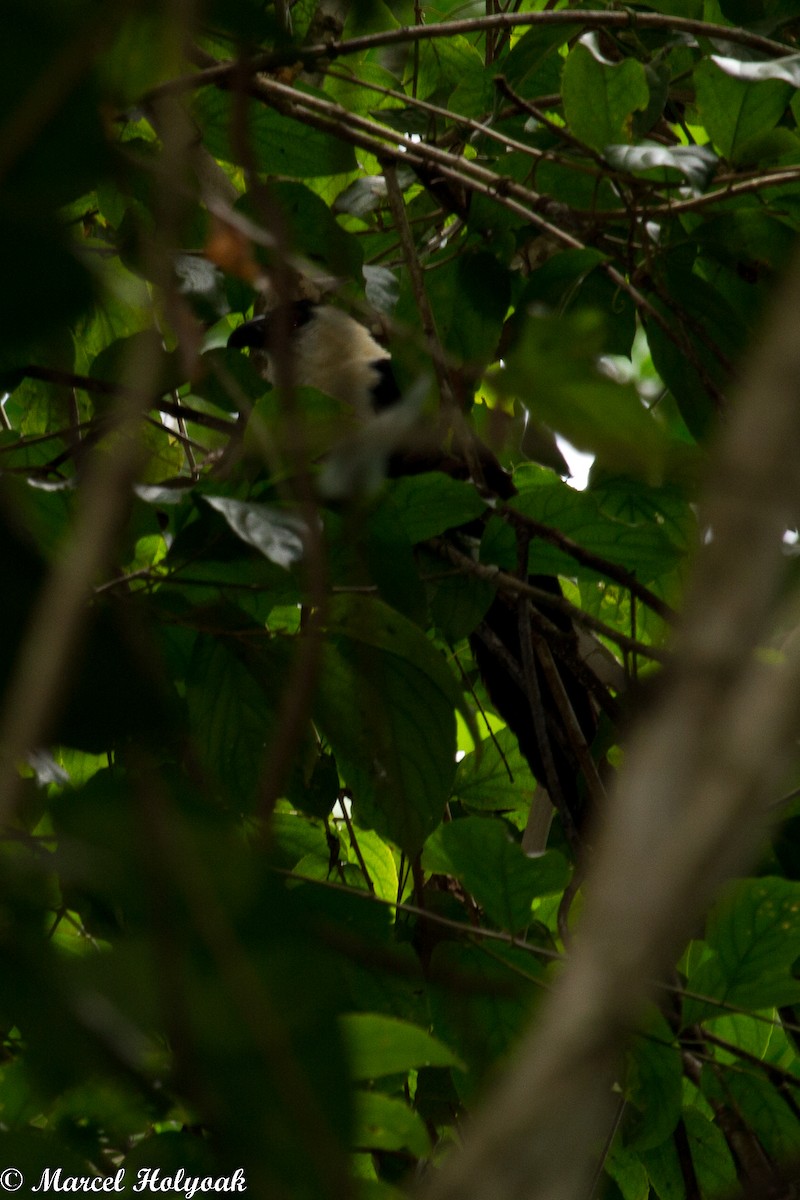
[2,1,800,1197]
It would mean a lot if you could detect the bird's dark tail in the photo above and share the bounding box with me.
[469,576,603,851]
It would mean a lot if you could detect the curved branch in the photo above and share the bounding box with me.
[146,12,792,98]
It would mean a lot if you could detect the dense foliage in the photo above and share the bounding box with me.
[3,0,800,1196]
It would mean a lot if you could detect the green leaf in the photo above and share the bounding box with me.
[632,60,671,140]
[704,1067,800,1160]
[416,34,485,105]
[692,208,797,277]
[683,1107,738,1197]
[356,1182,407,1200]
[266,181,364,282]
[272,811,331,870]
[639,1136,684,1200]
[325,62,401,117]
[388,473,487,544]
[194,87,356,179]
[428,942,544,1098]
[422,816,570,931]
[694,58,792,163]
[499,468,688,586]
[604,1142,650,1200]
[324,594,463,712]
[517,249,636,358]
[185,636,273,806]
[340,1014,464,1079]
[315,595,459,853]
[422,250,511,367]
[453,727,537,812]
[561,39,649,153]
[352,1092,431,1157]
[644,273,746,442]
[193,346,269,413]
[318,640,454,853]
[528,154,620,212]
[333,497,428,625]
[502,23,578,92]
[422,547,495,643]
[89,330,184,395]
[684,878,800,1024]
[624,1010,682,1151]
[496,311,685,482]
[340,826,399,902]
[708,876,800,986]
[705,1010,771,1061]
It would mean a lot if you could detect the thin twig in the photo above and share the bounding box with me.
[12,364,237,435]
[430,538,670,661]
[530,628,607,808]
[383,162,454,407]
[336,794,375,894]
[499,507,676,621]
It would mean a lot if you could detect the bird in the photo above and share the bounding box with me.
[228,301,517,498]
[228,300,616,850]
[227,300,401,417]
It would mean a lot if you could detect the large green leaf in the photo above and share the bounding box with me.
[194,87,356,178]
[423,817,569,931]
[453,727,537,813]
[340,1013,464,1079]
[623,1011,682,1151]
[683,1107,738,1198]
[695,58,793,163]
[315,595,460,853]
[488,467,689,585]
[428,942,545,1099]
[185,635,275,806]
[644,272,746,443]
[352,1092,431,1157]
[639,1136,684,1200]
[502,23,578,92]
[561,40,649,153]
[517,249,636,358]
[387,473,487,544]
[604,1143,650,1200]
[703,1066,800,1160]
[684,877,800,1024]
[496,311,686,481]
